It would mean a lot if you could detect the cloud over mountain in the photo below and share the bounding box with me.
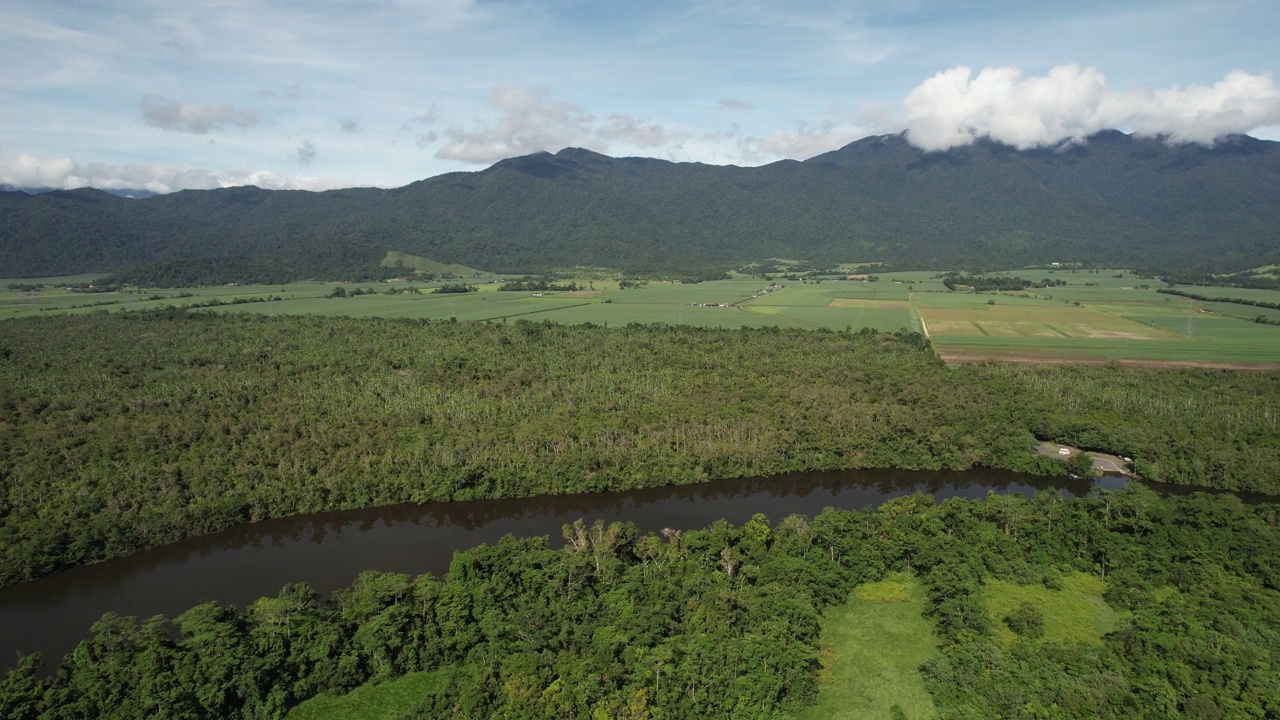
[0,151,333,194]
[903,65,1280,151]
[435,85,594,163]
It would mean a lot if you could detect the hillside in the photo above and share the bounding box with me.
[1,131,1277,283]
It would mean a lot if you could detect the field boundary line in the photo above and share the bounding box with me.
[910,291,929,338]
[480,302,594,321]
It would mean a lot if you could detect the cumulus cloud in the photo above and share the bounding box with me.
[596,114,668,148]
[295,140,316,165]
[0,151,336,194]
[435,85,595,163]
[427,87,684,162]
[903,65,1280,151]
[140,95,260,134]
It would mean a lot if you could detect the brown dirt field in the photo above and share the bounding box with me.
[936,349,1280,371]
[920,306,1177,341]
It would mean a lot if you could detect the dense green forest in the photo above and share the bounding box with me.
[941,274,1066,291]
[1,311,1278,590]
[2,490,1277,718]
[3,131,1279,284]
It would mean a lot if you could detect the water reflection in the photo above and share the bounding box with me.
[0,468,1104,668]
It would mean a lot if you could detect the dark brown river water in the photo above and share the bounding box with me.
[0,468,1121,670]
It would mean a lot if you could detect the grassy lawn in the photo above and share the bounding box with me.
[793,574,938,720]
[984,571,1124,648]
[286,670,444,720]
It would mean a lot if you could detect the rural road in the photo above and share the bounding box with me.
[1090,456,1126,473]
[1036,444,1130,475]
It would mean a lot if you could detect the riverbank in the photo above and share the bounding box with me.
[7,489,1276,720]
[0,467,1101,673]
[1036,442,1135,476]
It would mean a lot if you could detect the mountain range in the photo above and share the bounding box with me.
[2,130,1277,284]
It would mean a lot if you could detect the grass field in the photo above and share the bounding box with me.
[793,574,937,720]
[286,670,443,720]
[4,269,1279,366]
[984,571,1123,649]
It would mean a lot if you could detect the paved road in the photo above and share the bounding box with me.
[1092,457,1125,473]
[1036,445,1129,474]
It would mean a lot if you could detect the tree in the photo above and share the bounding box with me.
[1067,452,1095,478]
[1003,601,1045,638]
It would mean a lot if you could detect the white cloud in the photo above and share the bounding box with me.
[435,85,595,163]
[139,95,260,134]
[0,152,77,188]
[903,65,1280,151]
[2,0,1278,191]
[0,152,336,194]
[1127,71,1280,144]
[596,114,669,148]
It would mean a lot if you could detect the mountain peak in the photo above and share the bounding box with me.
[553,147,610,160]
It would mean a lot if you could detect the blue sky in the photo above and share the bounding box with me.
[2,0,1278,192]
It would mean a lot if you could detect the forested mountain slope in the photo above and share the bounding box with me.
[1,131,1277,283]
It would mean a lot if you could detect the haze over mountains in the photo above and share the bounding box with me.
[2,130,1277,284]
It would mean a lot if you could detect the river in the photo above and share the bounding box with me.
[0,468,1121,670]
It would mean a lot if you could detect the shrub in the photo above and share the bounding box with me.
[1004,601,1045,638]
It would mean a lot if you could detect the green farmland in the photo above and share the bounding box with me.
[4,269,1279,366]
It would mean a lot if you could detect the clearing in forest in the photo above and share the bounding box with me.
[984,571,1123,649]
[378,251,487,277]
[286,670,444,720]
[793,574,937,720]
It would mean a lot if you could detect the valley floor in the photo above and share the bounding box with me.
[6,269,1279,366]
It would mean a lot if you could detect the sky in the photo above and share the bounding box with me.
[2,0,1278,194]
